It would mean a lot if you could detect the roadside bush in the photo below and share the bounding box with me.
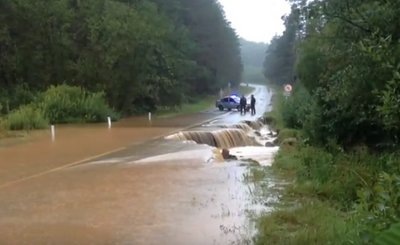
[281,84,313,129]
[0,84,37,114]
[275,146,372,208]
[277,128,301,144]
[5,104,48,130]
[358,172,400,241]
[38,85,115,123]
[264,93,285,130]
[279,83,328,145]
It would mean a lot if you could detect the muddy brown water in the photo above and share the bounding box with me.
[0,84,277,244]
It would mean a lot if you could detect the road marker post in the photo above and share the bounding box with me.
[50,125,55,142]
[107,116,112,129]
[148,112,152,122]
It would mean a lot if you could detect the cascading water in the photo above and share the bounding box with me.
[243,120,264,130]
[165,128,255,149]
[222,122,253,132]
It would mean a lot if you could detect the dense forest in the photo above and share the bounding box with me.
[260,0,400,243]
[240,38,267,84]
[265,0,400,148]
[0,0,242,118]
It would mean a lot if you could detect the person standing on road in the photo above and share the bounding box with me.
[250,94,256,116]
[240,95,247,115]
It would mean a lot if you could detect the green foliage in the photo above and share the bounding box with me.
[5,105,48,130]
[281,84,313,130]
[255,200,361,245]
[376,222,400,245]
[358,172,400,239]
[38,85,115,123]
[0,0,242,115]
[377,75,400,143]
[265,0,400,148]
[263,4,301,85]
[275,146,361,207]
[157,94,215,118]
[264,91,285,131]
[272,135,400,240]
[277,128,301,143]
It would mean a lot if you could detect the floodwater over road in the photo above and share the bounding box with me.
[0,84,279,244]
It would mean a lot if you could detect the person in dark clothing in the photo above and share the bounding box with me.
[250,94,256,115]
[240,95,247,115]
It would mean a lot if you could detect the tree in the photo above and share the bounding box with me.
[0,0,243,115]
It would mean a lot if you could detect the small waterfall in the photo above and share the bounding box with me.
[243,120,264,130]
[222,123,253,132]
[165,128,254,148]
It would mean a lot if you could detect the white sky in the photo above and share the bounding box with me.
[218,0,291,43]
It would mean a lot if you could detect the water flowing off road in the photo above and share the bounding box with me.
[0,85,279,244]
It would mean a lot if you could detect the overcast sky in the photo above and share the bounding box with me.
[218,0,291,43]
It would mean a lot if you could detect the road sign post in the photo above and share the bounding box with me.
[284,84,292,93]
[283,84,292,99]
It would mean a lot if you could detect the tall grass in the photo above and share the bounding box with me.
[5,105,48,130]
[255,201,361,245]
[38,85,116,123]
[254,84,400,244]
[1,85,117,131]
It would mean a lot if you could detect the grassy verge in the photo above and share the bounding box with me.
[264,87,285,130]
[248,147,363,244]
[255,198,361,244]
[157,95,217,118]
[250,85,400,244]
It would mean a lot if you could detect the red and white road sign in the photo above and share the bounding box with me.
[284,84,292,92]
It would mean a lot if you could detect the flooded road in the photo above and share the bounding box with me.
[0,84,277,244]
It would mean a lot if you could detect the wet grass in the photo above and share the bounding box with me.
[263,90,285,131]
[0,118,23,139]
[157,95,217,118]
[254,199,361,245]
[243,145,364,244]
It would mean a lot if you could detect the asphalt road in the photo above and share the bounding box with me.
[0,84,274,245]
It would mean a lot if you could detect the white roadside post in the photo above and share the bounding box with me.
[50,125,55,142]
[107,116,112,129]
[148,112,152,122]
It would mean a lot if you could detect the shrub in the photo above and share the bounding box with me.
[358,172,400,240]
[5,105,48,130]
[281,84,313,129]
[0,84,37,113]
[38,85,115,123]
[277,128,301,144]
